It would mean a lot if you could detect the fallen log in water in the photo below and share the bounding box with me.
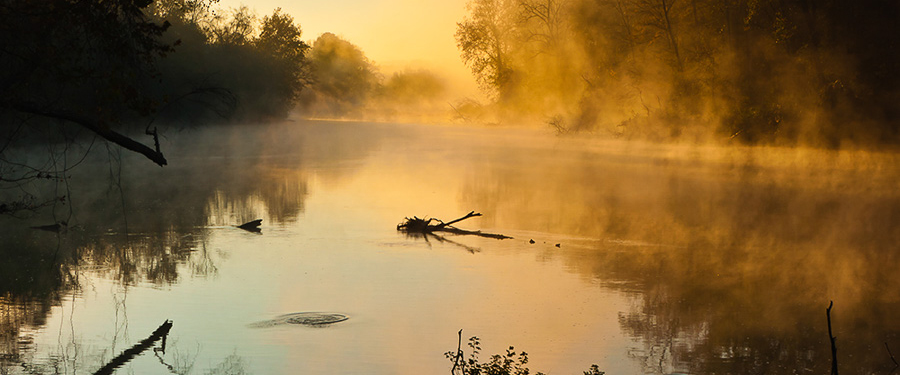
[397,211,512,240]
[93,320,172,375]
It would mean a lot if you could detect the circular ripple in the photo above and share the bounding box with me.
[248,312,349,328]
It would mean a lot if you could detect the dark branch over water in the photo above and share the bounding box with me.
[9,101,168,166]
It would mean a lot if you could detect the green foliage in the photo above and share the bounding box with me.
[148,3,312,121]
[582,365,604,375]
[1,0,172,121]
[304,33,379,116]
[150,0,219,26]
[455,0,900,146]
[446,336,604,375]
[210,5,258,46]
[257,8,308,63]
[382,69,446,104]
[446,336,536,375]
[455,0,519,99]
[256,8,311,94]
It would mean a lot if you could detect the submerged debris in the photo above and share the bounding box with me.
[397,211,512,240]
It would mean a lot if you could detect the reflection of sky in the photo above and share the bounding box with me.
[21,120,900,374]
[24,127,640,375]
[215,0,477,95]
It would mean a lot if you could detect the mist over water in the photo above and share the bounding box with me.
[2,120,900,374]
[3,1,900,374]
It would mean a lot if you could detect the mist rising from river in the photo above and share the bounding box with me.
[3,121,900,374]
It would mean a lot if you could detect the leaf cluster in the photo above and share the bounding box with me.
[445,336,605,375]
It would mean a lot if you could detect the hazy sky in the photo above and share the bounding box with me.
[217,0,477,93]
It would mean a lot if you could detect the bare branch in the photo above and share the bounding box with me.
[7,101,167,166]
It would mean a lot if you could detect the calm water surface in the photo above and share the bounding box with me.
[3,120,900,374]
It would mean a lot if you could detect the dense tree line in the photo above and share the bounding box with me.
[457,0,900,146]
[0,0,448,217]
[150,1,449,120]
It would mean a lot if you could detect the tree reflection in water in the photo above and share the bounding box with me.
[0,121,382,374]
[460,142,900,374]
[5,122,900,374]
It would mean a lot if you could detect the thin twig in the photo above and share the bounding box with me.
[436,211,482,229]
[827,301,838,375]
[451,329,464,375]
[886,342,899,368]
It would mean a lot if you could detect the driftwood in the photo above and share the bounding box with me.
[397,211,511,240]
[93,320,172,375]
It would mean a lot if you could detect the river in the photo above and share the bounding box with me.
[2,120,900,374]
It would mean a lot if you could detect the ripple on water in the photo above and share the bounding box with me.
[247,312,349,328]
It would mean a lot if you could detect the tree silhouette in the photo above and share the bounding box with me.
[1,0,173,167]
[455,0,519,100]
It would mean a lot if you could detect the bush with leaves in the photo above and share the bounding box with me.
[446,335,604,375]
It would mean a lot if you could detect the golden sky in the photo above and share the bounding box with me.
[217,0,477,93]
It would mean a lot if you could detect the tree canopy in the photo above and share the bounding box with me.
[455,0,519,100]
[456,0,900,146]
[303,32,380,116]
[1,0,174,167]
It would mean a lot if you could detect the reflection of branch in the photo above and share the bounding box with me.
[402,232,480,253]
[93,320,173,375]
[886,342,898,369]
[155,342,200,375]
[155,350,179,375]
[428,233,481,254]
[827,301,838,375]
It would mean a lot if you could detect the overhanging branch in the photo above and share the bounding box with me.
[7,101,168,166]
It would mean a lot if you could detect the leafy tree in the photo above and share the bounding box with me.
[382,69,446,104]
[0,0,182,218]
[209,5,258,46]
[454,0,900,145]
[256,8,311,96]
[455,0,520,100]
[305,32,379,116]
[0,0,173,168]
[151,0,219,26]
[149,4,310,122]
